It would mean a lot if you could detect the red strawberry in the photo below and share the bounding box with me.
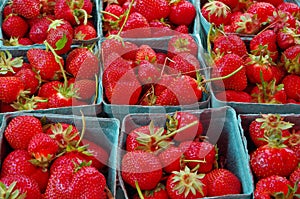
[174,25,189,34]
[121,151,163,190]
[12,0,40,19]
[2,15,29,38]
[270,65,286,84]
[133,183,169,199]
[0,175,42,198]
[1,150,49,192]
[166,166,208,199]
[137,60,161,85]
[38,81,63,98]
[249,114,293,148]
[231,12,260,34]
[277,2,300,18]
[135,0,170,22]
[213,53,248,91]
[287,130,300,161]
[168,34,198,58]
[121,12,151,38]
[40,0,56,14]
[205,168,241,196]
[135,45,157,64]
[0,77,25,103]
[12,96,49,111]
[29,16,52,44]
[158,146,183,173]
[201,1,232,26]
[213,34,247,58]
[250,30,277,54]
[215,90,252,102]
[250,136,298,179]
[217,0,239,10]
[282,74,300,101]
[149,20,173,37]
[15,68,40,95]
[74,24,97,40]
[47,87,76,108]
[0,102,17,113]
[276,27,299,50]
[49,151,85,174]
[169,1,196,26]
[166,111,203,142]
[154,74,176,96]
[281,45,300,75]
[66,47,100,80]
[247,2,276,25]
[73,79,96,100]
[4,115,43,150]
[180,141,217,173]
[3,4,13,19]
[27,49,63,81]
[254,175,294,199]
[289,167,300,195]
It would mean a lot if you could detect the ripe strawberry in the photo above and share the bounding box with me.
[29,16,52,44]
[15,68,40,95]
[277,2,300,18]
[12,0,40,19]
[256,0,283,7]
[0,76,25,103]
[0,175,42,198]
[40,0,56,14]
[215,90,252,102]
[281,45,300,75]
[38,81,63,98]
[1,150,49,192]
[158,146,183,173]
[276,27,299,50]
[166,166,208,199]
[73,79,96,100]
[4,115,43,150]
[180,141,217,173]
[166,111,203,142]
[68,166,106,198]
[231,12,260,34]
[201,1,232,26]
[133,183,169,199]
[3,4,13,19]
[66,47,100,80]
[168,34,198,58]
[205,168,241,196]
[168,52,200,78]
[74,24,97,40]
[137,60,161,85]
[213,53,248,91]
[282,74,300,101]
[154,74,176,96]
[135,45,157,64]
[27,49,63,81]
[250,136,298,179]
[213,34,247,58]
[121,12,151,38]
[47,87,76,108]
[217,0,239,10]
[174,25,189,34]
[249,114,293,148]
[169,1,196,26]
[287,130,300,161]
[247,2,276,25]
[254,175,294,199]
[149,21,173,37]
[2,15,29,38]
[135,0,170,22]
[121,151,163,190]
[289,167,300,195]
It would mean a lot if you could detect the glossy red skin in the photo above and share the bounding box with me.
[167,34,198,58]
[201,1,232,26]
[2,15,29,38]
[0,77,25,103]
[15,68,40,95]
[12,0,40,19]
[215,90,252,103]
[133,189,169,199]
[48,93,73,108]
[289,167,300,194]
[29,17,52,43]
[213,34,247,58]
[158,146,183,173]
[169,1,196,26]
[247,2,276,24]
[135,0,170,22]
[282,74,300,101]
[277,2,300,17]
[74,24,97,40]
[38,81,63,98]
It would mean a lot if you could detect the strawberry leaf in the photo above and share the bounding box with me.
[55,34,67,51]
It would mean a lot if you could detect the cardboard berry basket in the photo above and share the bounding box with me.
[100,35,211,122]
[0,0,101,48]
[117,106,254,199]
[0,112,120,197]
[100,0,200,38]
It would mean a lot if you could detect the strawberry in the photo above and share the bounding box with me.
[15,68,40,95]
[121,151,163,190]
[174,25,189,34]
[0,77,25,104]
[205,168,241,196]
[250,30,278,55]
[168,34,198,58]
[3,4,13,19]
[201,1,232,26]
[29,16,52,44]
[47,86,76,108]
[249,114,293,148]
[281,45,300,75]
[247,2,276,25]
[137,60,161,85]
[213,53,248,91]
[169,0,196,26]
[38,81,63,98]
[158,146,183,173]
[2,15,29,38]
[276,27,299,50]
[0,175,42,198]
[135,45,157,64]
[166,111,203,142]
[135,0,170,22]
[12,96,49,111]
[217,0,239,10]
[68,165,106,198]
[66,47,100,80]
[40,0,56,14]
[256,0,283,7]
[166,166,208,198]
[1,150,49,192]
[154,74,176,96]
[180,141,217,173]
[287,130,300,161]
[254,175,294,199]
[0,51,24,77]
[213,34,247,58]
[149,21,173,38]
[27,49,63,81]
[250,135,298,179]
[289,167,300,195]
[73,79,96,100]
[121,12,152,38]
[12,0,40,19]
[133,183,169,199]
[277,2,300,18]
[74,24,97,40]
[168,52,200,78]
[215,90,252,102]
[231,12,260,34]
[282,74,300,101]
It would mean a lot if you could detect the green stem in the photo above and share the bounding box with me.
[76,110,86,148]
[117,0,135,36]
[101,11,120,20]
[204,65,244,83]
[135,181,144,199]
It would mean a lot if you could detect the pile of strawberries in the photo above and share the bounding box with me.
[245,114,299,198]
[201,0,300,104]
[121,111,243,198]
[102,0,196,37]
[101,33,211,106]
[0,115,111,198]
[1,0,97,46]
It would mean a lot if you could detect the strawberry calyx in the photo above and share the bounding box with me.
[3,37,24,46]
[281,27,300,44]
[255,114,294,134]
[272,183,298,199]
[235,13,260,35]
[144,183,166,197]
[73,160,92,173]
[282,52,300,75]
[29,153,55,170]
[288,129,300,147]
[251,44,277,62]
[0,50,23,75]
[0,181,27,199]
[171,166,206,197]
[12,96,48,111]
[203,1,231,22]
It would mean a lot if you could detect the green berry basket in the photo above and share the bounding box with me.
[100,35,211,122]
[117,106,254,199]
[0,0,101,49]
[0,112,120,197]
